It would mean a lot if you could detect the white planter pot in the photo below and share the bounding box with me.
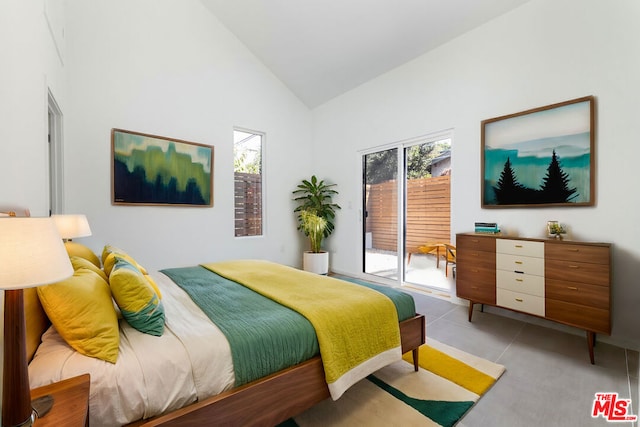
[303,251,329,275]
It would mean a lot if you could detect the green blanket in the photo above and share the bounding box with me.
[160,266,319,386]
[335,275,416,322]
[202,260,402,400]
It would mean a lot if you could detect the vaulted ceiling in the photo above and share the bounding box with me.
[201,0,532,108]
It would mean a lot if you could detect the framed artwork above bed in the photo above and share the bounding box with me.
[481,96,595,208]
[111,128,214,207]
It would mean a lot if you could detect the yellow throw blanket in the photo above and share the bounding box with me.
[202,260,401,400]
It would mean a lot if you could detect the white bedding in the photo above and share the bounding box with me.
[28,272,235,427]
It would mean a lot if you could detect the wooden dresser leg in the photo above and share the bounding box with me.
[412,347,420,371]
[587,331,595,364]
[468,301,474,322]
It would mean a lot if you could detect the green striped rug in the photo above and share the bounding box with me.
[281,340,505,427]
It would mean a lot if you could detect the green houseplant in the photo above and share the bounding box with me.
[293,175,340,273]
[298,210,327,253]
[293,175,341,242]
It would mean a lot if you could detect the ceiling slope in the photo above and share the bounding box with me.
[201,0,532,108]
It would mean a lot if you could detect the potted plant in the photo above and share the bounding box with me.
[293,175,340,274]
[547,221,567,240]
[298,210,329,273]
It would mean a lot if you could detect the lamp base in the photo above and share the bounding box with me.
[7,412,34,427]
[5,395,54,427]
[2,289,33,427]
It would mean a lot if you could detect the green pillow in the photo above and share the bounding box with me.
[102,245,148,276]
[109,258,164,336]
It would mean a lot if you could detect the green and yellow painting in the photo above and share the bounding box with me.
[112,129,213,206]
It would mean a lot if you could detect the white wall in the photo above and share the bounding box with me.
[63,0,313,271]
[312,0,640,349]
[0,0,69,416]
[0,0,66,216]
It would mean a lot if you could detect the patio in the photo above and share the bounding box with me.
[364,249,455,292]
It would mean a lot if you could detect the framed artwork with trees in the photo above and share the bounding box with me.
[481,96,595,208]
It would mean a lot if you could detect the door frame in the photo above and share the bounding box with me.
[360,129,453,288]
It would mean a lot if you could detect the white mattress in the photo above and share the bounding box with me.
[28,272,235,427]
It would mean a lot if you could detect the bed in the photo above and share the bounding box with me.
[25,245,426,427]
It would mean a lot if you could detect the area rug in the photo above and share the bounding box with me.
[280,340,505,427]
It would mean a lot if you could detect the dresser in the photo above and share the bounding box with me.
[456,233,611,364]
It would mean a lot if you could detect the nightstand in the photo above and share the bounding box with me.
[30,374,90,427]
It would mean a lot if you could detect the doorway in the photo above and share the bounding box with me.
[48,91,63,215]
[363,133,452,291]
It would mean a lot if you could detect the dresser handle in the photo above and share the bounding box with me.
[568,265,579,269]
[515,278,523,282]
[568,248,580,252]
[515,245,523,248]
[471,239,479,243]
[471,269,479,273]
[567,286,578,291]
[515,298,523,302]
[515,261,523,264]
[514,270,524,274]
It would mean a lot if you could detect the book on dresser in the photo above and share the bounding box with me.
[474,222,500,234]
[455,232,611,365]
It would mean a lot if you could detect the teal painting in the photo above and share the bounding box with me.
[482,96,595,208]
[111,129,213,206]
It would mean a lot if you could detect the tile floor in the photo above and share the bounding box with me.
[403,288,639,427]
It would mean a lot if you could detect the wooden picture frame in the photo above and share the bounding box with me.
[481,96,595,208]
[111,129,214,207]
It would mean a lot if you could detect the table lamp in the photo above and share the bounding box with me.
[51,214,92,241]
[0,218,73,427]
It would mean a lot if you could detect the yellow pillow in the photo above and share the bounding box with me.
[37,268,119,363]
[101,244,115,264]
[109,258,164,336]
[64,241,101,268]
[144,274,163,299]
[25,287,49,362]
[102,245,148,276]
[70,255,108,282]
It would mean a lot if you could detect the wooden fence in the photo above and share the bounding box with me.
[365,175,451,253]
[234,172,262,237]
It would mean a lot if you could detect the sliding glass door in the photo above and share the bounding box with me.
[363,134,452,290]
[404,139,452,289]
[363,148,399,279]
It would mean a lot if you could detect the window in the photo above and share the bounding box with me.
[234,129,263,237]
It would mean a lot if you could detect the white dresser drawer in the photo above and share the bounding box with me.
[496,270,545,296]
[496,289,545,316]
[496,239,544,257]
[496,253,544,275]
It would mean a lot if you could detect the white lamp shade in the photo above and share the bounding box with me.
[51,214,92,239]
[0,218,73,289]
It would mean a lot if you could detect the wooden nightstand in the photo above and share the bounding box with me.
[30,374,90,427]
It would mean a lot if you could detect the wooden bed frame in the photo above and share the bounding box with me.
[128,314,425,427]
[25,280,425,427]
